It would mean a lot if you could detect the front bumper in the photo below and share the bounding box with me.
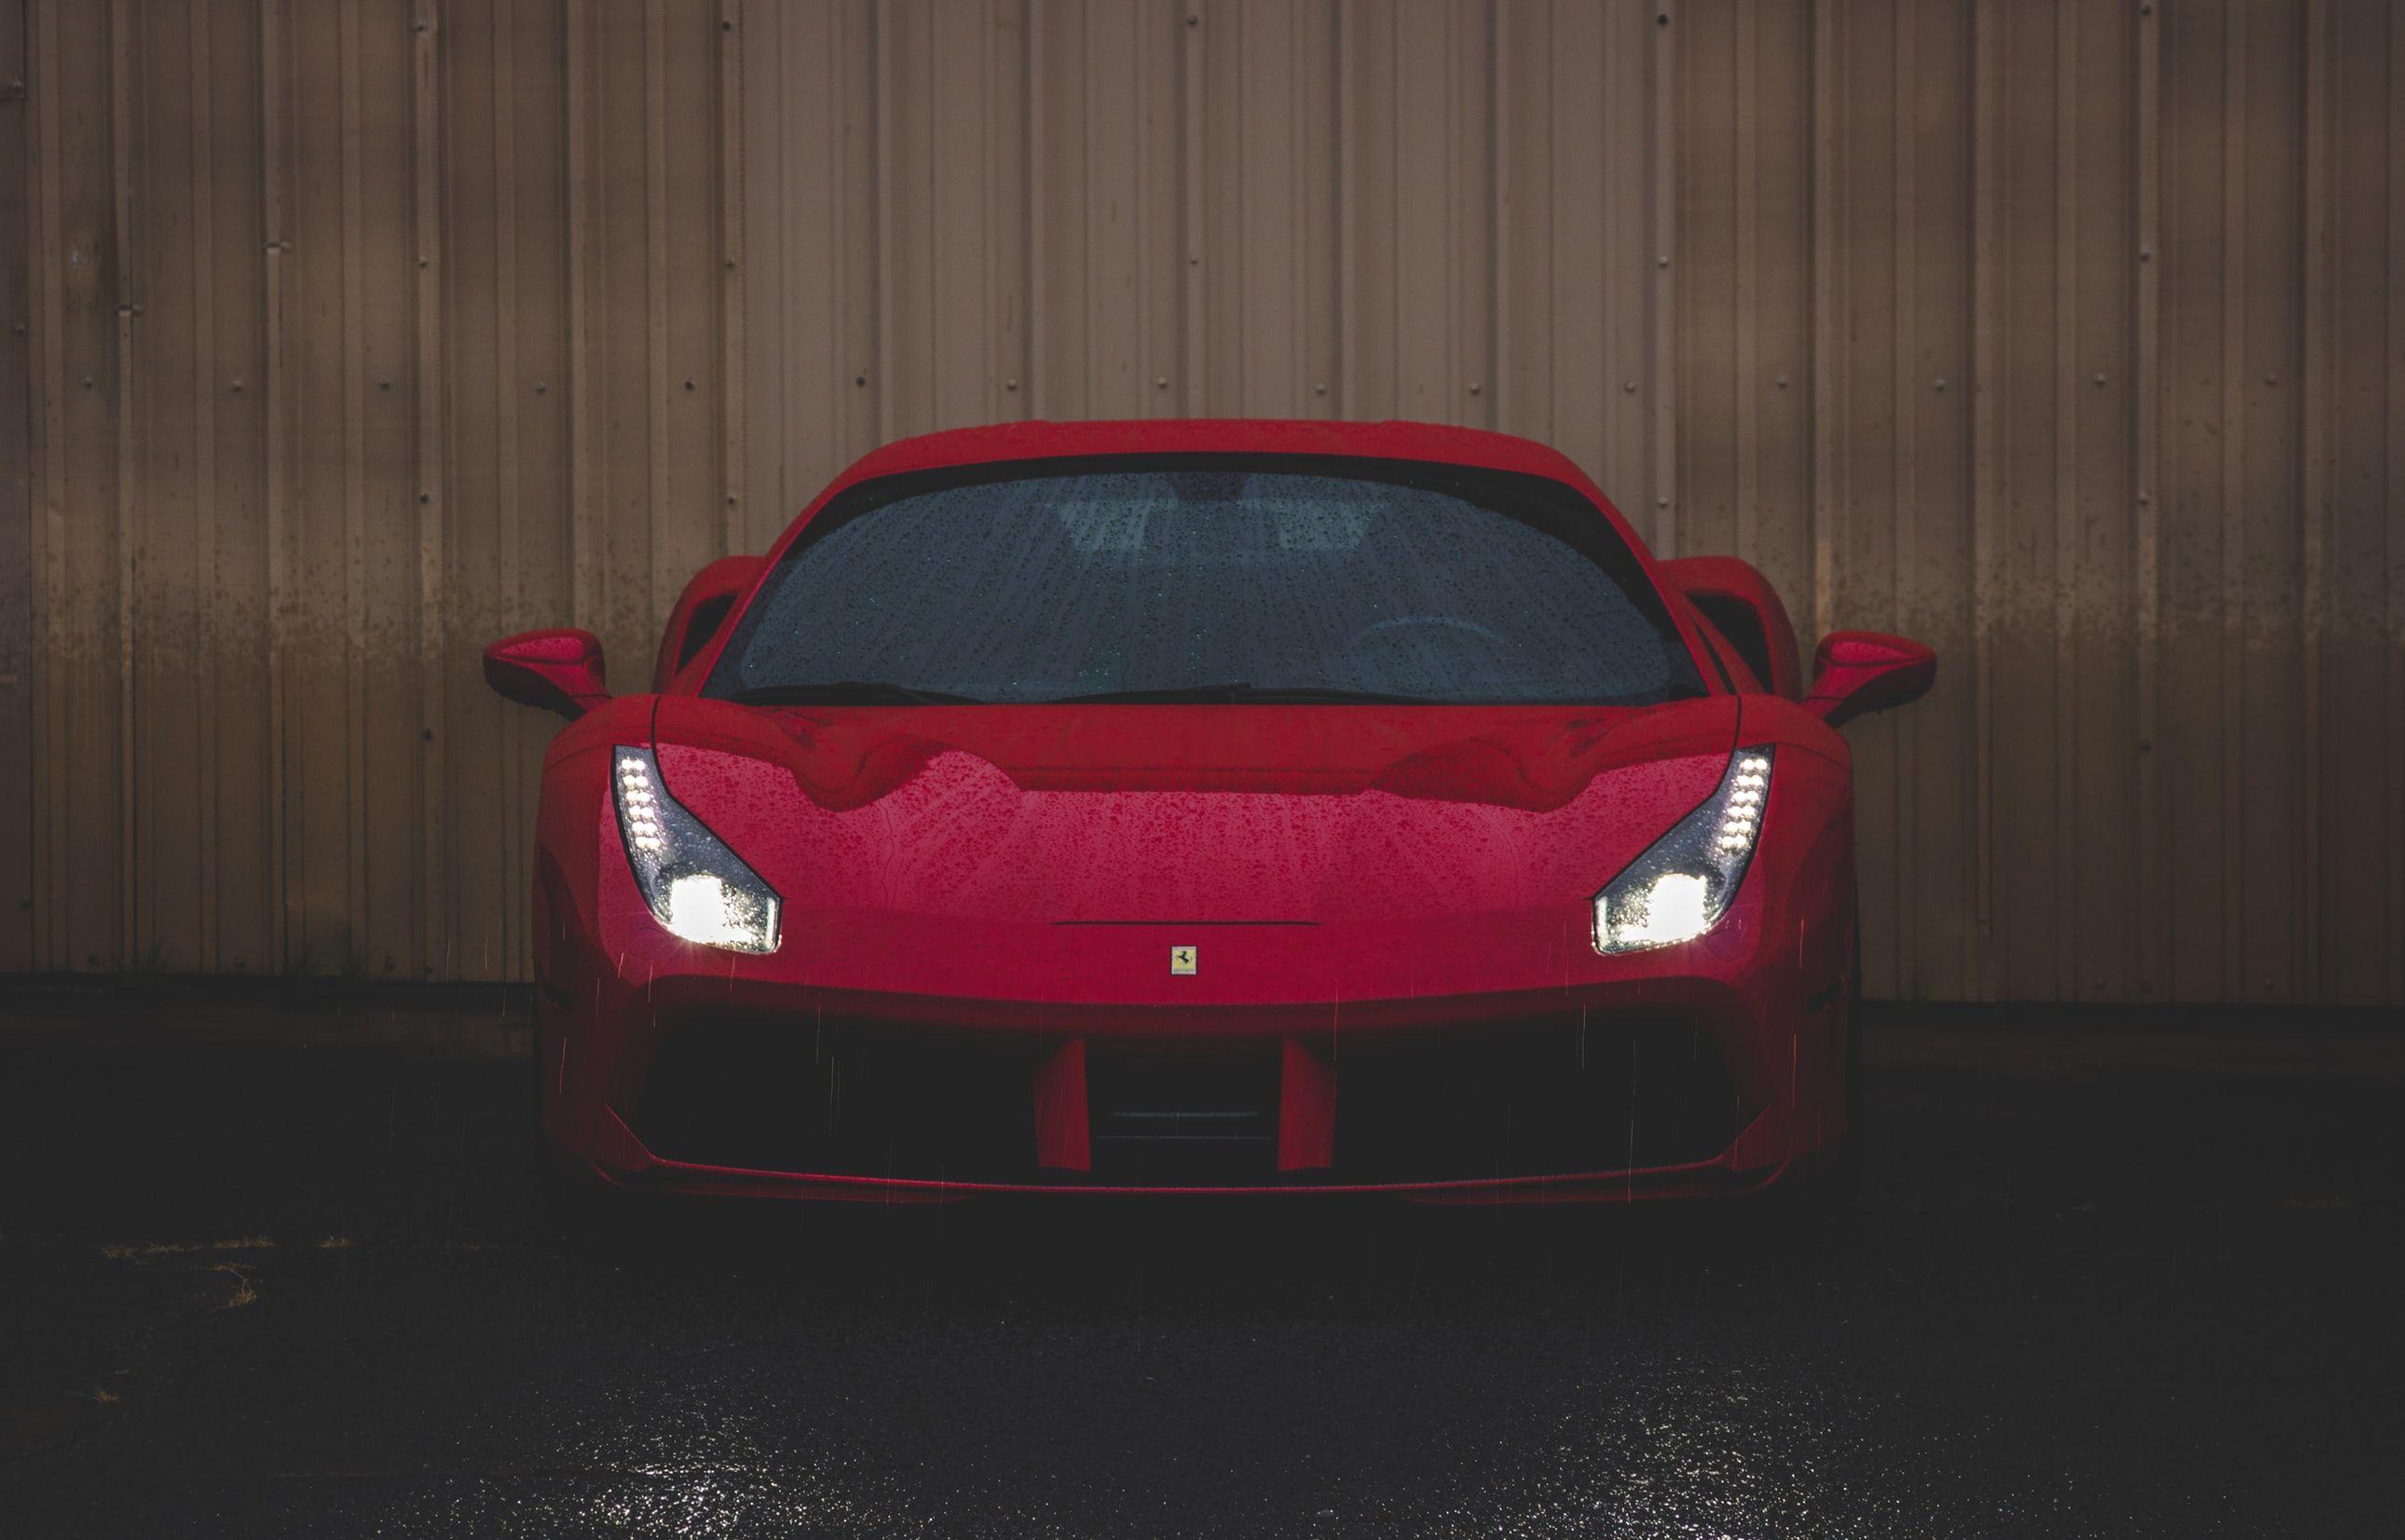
[540,970,1838,1205]
[532,735,1855,1205]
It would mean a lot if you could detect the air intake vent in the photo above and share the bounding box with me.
[1086,1050,1280,1182]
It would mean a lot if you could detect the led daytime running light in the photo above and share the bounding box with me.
[611,745,782,954]
[1591,746,1775,955]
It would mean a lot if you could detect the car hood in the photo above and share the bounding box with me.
[648,696,1738,928]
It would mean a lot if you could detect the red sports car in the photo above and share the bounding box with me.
[485,419,1932,1204]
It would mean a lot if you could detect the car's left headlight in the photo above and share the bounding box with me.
[1592,746,1772,955]
[612,745,782,953]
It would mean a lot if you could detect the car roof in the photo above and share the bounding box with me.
[820,418,1608,504]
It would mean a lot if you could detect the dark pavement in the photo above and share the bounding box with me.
[0,984,2397,1538]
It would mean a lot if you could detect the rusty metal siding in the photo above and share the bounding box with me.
[4,0,2400,1002]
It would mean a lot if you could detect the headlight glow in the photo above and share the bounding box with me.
[612,746,782,953]
[1592,747,1774,955]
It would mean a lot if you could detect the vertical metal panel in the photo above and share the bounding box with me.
[1176,0,1202,409]
[328,0,360,970]
[1748,0,1809,612]
[2390,0,2405,1005]
[562,0,594,632]
[2159,0,2230,1001]
[2299,0,2328,1000]
[512,0,571,961]
[411,0,444,977]
[871,0,897,440]
[2132,0,2164,1000]
[1730,0,1760,565]
[280,0,352,972]
[108,0,136,964]
[9,0,2403,1002]
[34,0,122,970]
[1809,0,1838,647]
[1648,0,1674,554]
[1996,0,2057,1001]
[1339,0,1392,416]
[1827,0,1902,994]
[2225,0,2303,1005]
[364,0,417,975]
[0,0,28,971]
[1883,0,1914,997]
[2300,0,2396,1006]
[363,0,420,977]
[1678,0,1734,562]
[1909,0,1974,1003]
[1994,0,2106,1002]
[2049,0,2081,1002]
[130,0,191,968]
[740,0,875,548]
[434,0,573,980]
[28,0,65,969]
[717,0,743,554]
[639,0,666,653]
[2066,0,2139,1003]
[261,0,293,969]
[2236,0,2302,1005]
[441,0,505,976]
[1966,0,1998,992]
[2328,0,2405,1010]
[2308,0,2398,1006]
[187,0,219,968]
[1023,1,1179,422]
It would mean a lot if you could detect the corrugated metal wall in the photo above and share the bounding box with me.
[6,0,2401,1002]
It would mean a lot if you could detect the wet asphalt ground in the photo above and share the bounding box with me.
[0,985,2397,1538]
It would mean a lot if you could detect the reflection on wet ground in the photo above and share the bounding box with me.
[1,990,2396,1537]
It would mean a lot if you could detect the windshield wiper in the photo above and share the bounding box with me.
[1042,682,1444,705]
[728,681,985,706]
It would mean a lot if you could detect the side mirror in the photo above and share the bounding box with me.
[483,629,609,720]
[1805,631,1934,729]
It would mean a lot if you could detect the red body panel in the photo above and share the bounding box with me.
[518,420,1893,1204]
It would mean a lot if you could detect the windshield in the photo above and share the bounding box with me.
[704,457,1704,706]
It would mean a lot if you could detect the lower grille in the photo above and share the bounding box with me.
[632,1019,1042,1181]
[628,1012,1743,1186]
[1330,1015,1742,1181]
[1087,1050,1280,1182]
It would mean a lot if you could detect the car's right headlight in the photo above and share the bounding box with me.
[612,745,782,953]
[1592,746,1772,955]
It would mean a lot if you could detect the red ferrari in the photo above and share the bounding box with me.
[485,419,1933,1204]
